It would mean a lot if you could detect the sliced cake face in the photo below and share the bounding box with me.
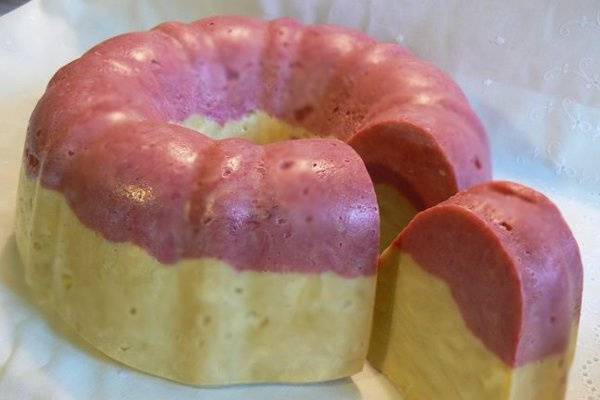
[369,181,583,399]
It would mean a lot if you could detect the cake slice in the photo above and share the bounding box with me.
[369,181,582,399]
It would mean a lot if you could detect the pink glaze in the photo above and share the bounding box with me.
[24,16,489,275]
[397,181,583,365]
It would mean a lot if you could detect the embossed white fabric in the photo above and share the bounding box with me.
[0,1,598,399]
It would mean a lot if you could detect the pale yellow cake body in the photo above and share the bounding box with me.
[181,111,320,144]
[368,250,578,400]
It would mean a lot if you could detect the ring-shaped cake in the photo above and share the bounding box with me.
[16,16,491,385]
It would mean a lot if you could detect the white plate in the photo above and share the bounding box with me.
[0,1,598,399]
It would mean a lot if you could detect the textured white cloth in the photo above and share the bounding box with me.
[0,1,598,399]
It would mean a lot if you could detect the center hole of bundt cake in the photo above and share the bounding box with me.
[181,111,321,144]
[181,110,419,251]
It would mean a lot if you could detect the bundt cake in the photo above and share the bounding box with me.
[369,181,583,399]
[16,16,490,385]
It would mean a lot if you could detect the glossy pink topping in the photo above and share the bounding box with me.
[24,16,489,274]
[397,181,583,365]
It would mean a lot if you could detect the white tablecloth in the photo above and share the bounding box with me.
[0,1,598,399]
